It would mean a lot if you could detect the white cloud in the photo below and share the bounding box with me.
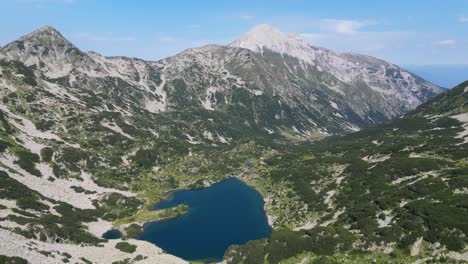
[432,39,456,46]
[241,15,255,21]
[298,30,454,63]
[301,30,421,49]
[264,16,466,63]
[319,19,370,34]
[459,15,468,22]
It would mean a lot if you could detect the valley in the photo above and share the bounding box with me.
[0,24,465,264]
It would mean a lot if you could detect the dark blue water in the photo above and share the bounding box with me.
[102,229,122,239]
[137,177,271,262]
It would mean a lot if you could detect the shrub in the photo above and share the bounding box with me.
[124,224,142,238]
[115,242,137,253]
[40,147,54,162]
[0,255,28,264]
[14,149,41,176]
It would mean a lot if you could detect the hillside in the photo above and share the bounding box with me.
[225,82,468,263]
[0,25,442,137]
[0,25,455,264]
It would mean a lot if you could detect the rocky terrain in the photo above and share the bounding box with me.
[0,25,463,264]
[226,81,468,263]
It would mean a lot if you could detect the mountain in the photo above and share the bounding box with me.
[225,81,468,263]
[0,25,442,137]
[228,24,442,131]
[0,25,457,264]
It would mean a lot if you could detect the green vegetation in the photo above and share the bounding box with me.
[124,224,142,238]
[279,250,463,264]
[115,242,137,254]
[13,149,41,176]
[0,171,48,211]
[0,60,37,86]
[0,255,29,264]
[226,227,355,264]
[40,147,54,162]
[224,82,468,263]
[0,57,466,264]
[115,203,189,227]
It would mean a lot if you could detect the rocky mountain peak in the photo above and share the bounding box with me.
[0,25,86,79]
[0,25,444,134]
[6,25,75,51]
[29,25,64,37]
[229,24,317,64]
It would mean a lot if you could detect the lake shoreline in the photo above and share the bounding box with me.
[135,177,272,261]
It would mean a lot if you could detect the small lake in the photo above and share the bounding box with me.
[102,229,122,239]
[137,177,271,262]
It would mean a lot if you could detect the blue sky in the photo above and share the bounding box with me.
[1,0,468,65]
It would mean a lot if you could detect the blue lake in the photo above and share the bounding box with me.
[102,229,122,239]
[137,177,271,262]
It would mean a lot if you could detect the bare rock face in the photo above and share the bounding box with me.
[0,25,442,136]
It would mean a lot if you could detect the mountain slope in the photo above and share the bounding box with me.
[229,24,442,131]
[0,27,261,264]
[0,25,451,264]
[225,82,468,263]
[0,25,442,137]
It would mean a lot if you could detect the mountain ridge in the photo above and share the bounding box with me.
[0,24,466,264]
[0,25,443,136]
[225,81,468,263]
